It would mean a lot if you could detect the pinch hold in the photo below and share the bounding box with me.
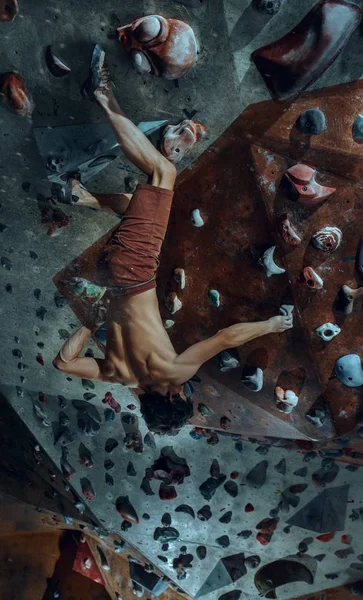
[191,208,204,227]
[165,291,182,314]
[315,323,341,342]
[275,386,298,414]
[242,368,263,392]
[278,214,301,246]
[261,246,285,278]
[45,46,72,78]
[218,350,240,373]
[285,164,336,205]
[298,267,323,290]
[174,268,186,289]
[279,304,294,317]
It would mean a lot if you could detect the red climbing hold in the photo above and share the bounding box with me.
[36,353,45,366]
[341,534,352,545]
[127,404,137,410]
[103,392,121,413]
[230,472,239,479]
[245,503,254,513]
[39,392,47,403]
[256,531,272,545]
[316,532,335,542]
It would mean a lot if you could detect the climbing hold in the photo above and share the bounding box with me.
[165,291,182,314]
[339,285,363,315]
[0,72,34,117]
[161,512,172,527]
[153,526,180,543]
[311,227,342,252]
[274,458,286,475]
[335,354,363,387]
[105,438,119,453]
[161,120,206,163]
[261,246,285,277]
[144,432,156,450]
[257,0,283,14]
[104,408,115,422]
[60,447,76,480]
[34,289,41,301]
[305,408,326,427]
[341,534,353,545]
[175,505,195,518]
[235,441,244,454]
[298,267,324,290]
[220,416,231,430]
[219,511,232,524]
[238,530,252,538]
[191,208,204,227]
[208,289,220,307]
[116,495,139,524]
[199,474,226,500]
[256,532,273,545]
[159,483,177,500]
[242,368,263,392]
[218,593,242,600]
[285,164,336,205]
[245,555,261,569]
[303,451,318,463]
[275,387,299,414]
[0,0,18,21]
[102,391,121,413]
[45,46,71,77]
[218,350,240,372]
[59,411,69,427]
[245,503,255,513]
[216,535,230,548]
[197,505,212,521]
[293,467,308,477]
[33,404,51,427]
[174,268,186,289]
[196,546,207,560]
[316,532,335,542]
[230,471,239,479]
[314,554,326,562]
[210,459,220,478]
[164,319,175,329]
[246,461,268,489]
[81,478,95,501]
[296,109,326,135]
[316,323,341,342]
[278,214,301,245]
[117,16,198,80]
[224,480,238,498]
[353,115,363,140]
[36,353,45,366]
[105,473,114,486]
[197,403,214,417]
[140,478,155,496]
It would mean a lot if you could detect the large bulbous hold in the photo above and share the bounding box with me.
[334,354,363,388]
[0,0,18,21]
[161,120,206,163]
[311,227,342,252]
[0,72,35,117]
[117,15,198,80]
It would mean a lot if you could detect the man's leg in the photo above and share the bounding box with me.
[70,180,132,215]
[93,55,176,191]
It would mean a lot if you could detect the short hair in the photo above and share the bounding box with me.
[139,392,193,435]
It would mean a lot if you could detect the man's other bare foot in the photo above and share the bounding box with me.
[82,44,113,104]
[268,314,293,333]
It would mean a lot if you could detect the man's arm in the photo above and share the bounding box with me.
[172,315,293,384]
[53,325,105,380]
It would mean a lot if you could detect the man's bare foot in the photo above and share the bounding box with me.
[82,44,113,104]
[268,315,293,333]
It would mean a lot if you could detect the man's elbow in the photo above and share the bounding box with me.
[53,355,67,372]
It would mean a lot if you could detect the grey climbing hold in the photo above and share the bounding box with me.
[219,511,232,524]
[144,432,156,450]
[261,246,285,278]
[127,461,137,476]
[197,505,212,521]
[237,530,252,539]
[199,474,226,500]
[246,460,268,489]
[218,350,240,372]
[293,467,308,477]
[216,535,230,548]
[224,480,238,498]
[175,505,195,518]
[153,526,180,543]
[140,478,155,496]
[296,109,326,135]
[274,458,286,475]
[197,546,207,560]
[210,459,220,478]
[105,438,118,453]
[208,289,220,307]
[257,0,283,15]
[242,368,263,392]
[353,114,363,140]
[245,555,261,569]
[174,268,186,290]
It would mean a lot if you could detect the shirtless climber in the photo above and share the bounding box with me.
[53,45,293,434]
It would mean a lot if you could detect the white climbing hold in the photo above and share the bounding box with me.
[275,386,299,414]
[191,209,204,227]
[164,319,175,329]
[33,404,51,427]
[208,289,220,307]
[279,304,294,317]
[242,368,264,392]
[165,292,182,314]
[174,268,186,289]
[316,323,341,342]
[261,246,285,278]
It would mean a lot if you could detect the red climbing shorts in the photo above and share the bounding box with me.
[97,183,174,297]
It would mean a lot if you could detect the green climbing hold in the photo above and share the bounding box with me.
[197,403,214,417]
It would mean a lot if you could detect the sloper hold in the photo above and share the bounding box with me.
[296,109,326,135]
[254,556,314,597]
[45,46,71,77]
[175,504,195,518]
[251,0,362,103]
[116,495,139,524]
[246,460,268,489]
[287,485,349,532]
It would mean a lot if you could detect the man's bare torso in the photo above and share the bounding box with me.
[101,289,178,392]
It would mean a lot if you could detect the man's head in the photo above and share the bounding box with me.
[139,391,193,435]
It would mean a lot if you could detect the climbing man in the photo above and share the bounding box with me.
[53,45,293,434]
